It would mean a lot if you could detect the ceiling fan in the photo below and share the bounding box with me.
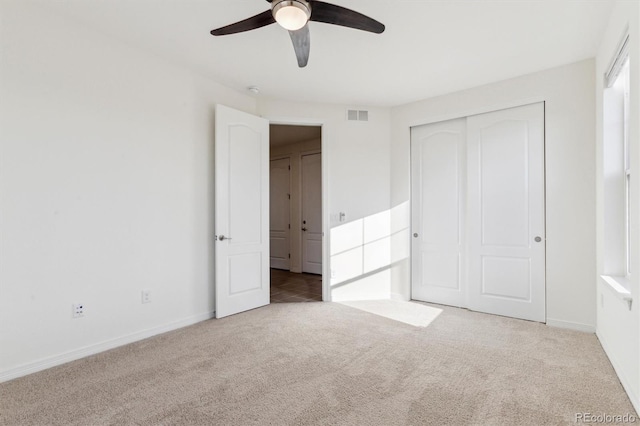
[210,0,385,68]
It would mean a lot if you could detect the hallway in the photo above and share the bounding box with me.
[270,269,322,303]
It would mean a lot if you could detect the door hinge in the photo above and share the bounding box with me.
[288,253,291,258]
[287,193,290,199]
[288,165,291,170]
[288,224,290,229]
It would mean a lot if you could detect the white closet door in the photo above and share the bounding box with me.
[411,118,466,307]
[270,158,291,270]
[466,103,545,322]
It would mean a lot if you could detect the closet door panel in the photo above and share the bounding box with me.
[466,103,545,322]
[411,118,466,307]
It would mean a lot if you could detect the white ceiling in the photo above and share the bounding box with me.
[42,0,614,107]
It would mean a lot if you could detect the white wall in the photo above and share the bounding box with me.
[391,60,597,331]
[0,2,256,380]
[258,100,392,301]
[595,0,640,414]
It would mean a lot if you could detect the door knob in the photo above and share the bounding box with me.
[534,236,542,243]
[413,233,418,238]
[302,227,307,232]
[218,235,232,241]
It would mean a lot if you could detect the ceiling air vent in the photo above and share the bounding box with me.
[347,109,369,122]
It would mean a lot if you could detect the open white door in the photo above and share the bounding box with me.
[215,105,270,318]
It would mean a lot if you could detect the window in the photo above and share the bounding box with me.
[603,34,630,281]
[622,57,630,275]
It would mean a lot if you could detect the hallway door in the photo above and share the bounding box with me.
[301,153,322,274]
[270,158,291,270]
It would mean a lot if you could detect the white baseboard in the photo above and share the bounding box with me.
[391,292,409,301]
[546,318,595,333]
[597,332,640,416]
[0,311,215,383]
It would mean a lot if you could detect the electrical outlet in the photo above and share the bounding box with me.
[330,269,337,279]
[72,303,84,318]
[141,289,151,304]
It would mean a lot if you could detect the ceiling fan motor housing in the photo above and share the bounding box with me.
[272,0,312,31]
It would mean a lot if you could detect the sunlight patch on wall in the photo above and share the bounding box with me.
[329,206,410,301]
[390,201,411,263]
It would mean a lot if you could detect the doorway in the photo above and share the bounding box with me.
[269,124,323,303]
[410,102,546,322]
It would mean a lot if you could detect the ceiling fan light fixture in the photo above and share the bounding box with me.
[272,0,311,31]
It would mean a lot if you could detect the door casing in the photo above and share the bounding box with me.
[268,118,329,301]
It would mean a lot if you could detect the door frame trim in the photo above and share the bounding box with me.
[267,117,329,302]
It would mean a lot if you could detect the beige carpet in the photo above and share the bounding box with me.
[0,302,636,425]
[338,300,444,327]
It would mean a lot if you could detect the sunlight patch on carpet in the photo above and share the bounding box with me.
[338,300,442,327]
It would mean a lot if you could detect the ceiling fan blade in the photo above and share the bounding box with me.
[210,10,275,36]
[289,25,310,67]
[308,1,385,34]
